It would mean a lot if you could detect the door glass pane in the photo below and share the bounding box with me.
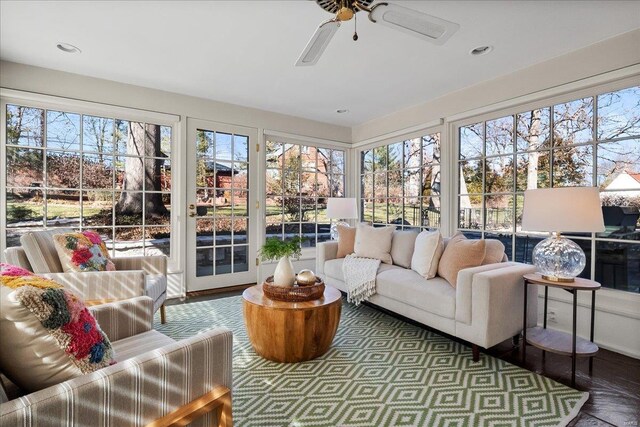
[193,128,250,279]
[233,246,248,273]
[216,132,233,160]
[234,135,248,162]
[216,247,232,274]
[196,248,214,277]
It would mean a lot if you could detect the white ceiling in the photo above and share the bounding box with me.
[1,1,639,127]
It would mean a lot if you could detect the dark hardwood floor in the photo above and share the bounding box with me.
[167,290,640,427]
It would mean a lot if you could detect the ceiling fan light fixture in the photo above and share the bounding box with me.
[369,3,459,45]
[295,20,340,66]
[337,6,354,21]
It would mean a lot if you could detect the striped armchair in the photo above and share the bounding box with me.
[3,228,169,323]
[0,297,233,427]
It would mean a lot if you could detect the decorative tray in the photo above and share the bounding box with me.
[262,276,325,302]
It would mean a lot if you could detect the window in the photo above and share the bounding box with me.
[457,86,640,293]
[360,133,441,230]
[265,140,345,247]
[5,104,173,258]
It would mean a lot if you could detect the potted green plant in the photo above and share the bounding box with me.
[260,236,304,287]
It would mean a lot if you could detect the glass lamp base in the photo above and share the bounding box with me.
[330,221,349,240]
[532,233,586,282]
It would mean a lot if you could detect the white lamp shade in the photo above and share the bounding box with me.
[521,187,605,233]
[327,198,358,219]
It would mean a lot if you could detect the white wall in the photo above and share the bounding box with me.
[353,29,640,143]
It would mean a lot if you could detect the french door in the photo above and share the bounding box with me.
[186,118,258,290]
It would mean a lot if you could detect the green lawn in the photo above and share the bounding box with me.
[7,202,103,222]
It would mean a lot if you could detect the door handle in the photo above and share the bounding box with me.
[189,211,197,217]
[189,204,195,209]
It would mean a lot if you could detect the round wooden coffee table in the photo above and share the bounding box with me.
[242,284,342,363]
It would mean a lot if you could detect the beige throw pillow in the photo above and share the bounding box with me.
[411,230,444,279]
[437,233,486,287]
[482,239,506,265]
[336,225,356,258]
[354,224,395,264]
[391,230,419,268]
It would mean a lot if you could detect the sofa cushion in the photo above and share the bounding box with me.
[376,268,456,319]
[437,234,486,287]
[112,330,175,361]
[0,263,115,393]
[411,230,444,279]
[482,239,506,265]
[354,224,395,264]
[391,230,419,268]
[336,225,356,258]
[53,231,116,272]
[20,228,75,273]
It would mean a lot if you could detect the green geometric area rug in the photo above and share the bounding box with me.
[155,296,588,427]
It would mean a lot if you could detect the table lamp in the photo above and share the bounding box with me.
[521,187,604,282]
[327,197,358,240]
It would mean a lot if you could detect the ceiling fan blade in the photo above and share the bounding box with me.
[369,3,459,45]
[295,19,340,67]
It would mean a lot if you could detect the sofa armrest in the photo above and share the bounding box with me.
[42,270,146,300]
[316,241,339,276]
[455,262,538,349]
[0,327,233,426]
[3,247,32,270]
[113,255,167,276]
[456,262,520,324]
[88,296,154,341]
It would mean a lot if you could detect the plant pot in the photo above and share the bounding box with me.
[273,256,295,287]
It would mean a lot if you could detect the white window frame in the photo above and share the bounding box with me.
[355,125,450,234]
[0,89,183,273]
[261,130,352,260]
[450,76,640,295]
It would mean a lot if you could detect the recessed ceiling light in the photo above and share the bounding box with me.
[470,45,492,56]
[57,43,81,54]
[336,109,349,114]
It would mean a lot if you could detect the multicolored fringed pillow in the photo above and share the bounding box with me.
[0,263,116,392]
[52,231,116,272]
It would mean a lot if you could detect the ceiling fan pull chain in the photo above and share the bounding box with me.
[353,12,359,41]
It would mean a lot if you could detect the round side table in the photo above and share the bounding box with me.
[242,284,342,363]
[522,273,600,387]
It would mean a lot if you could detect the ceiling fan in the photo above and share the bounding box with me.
[296,0,460,66]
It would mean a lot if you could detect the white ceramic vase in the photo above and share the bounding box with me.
[273,256,295,287]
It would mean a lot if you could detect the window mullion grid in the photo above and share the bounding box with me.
[42,108,48,229]
[512,114,517,261]
[79,114,84,233]
[481,121,487,239]
[230,134,235,273]
[111,118,117,258]
[591,95,598,281]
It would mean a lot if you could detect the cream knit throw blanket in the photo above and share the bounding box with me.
[342,254,381,306]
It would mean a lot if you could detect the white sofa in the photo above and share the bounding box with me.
[316,238,538,361]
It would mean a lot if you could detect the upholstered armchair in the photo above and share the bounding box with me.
[0,296,233,426]
[3,228,169,323]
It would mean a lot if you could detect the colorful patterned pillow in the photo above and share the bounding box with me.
[0,263,116,392]
[52,231,116,272]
